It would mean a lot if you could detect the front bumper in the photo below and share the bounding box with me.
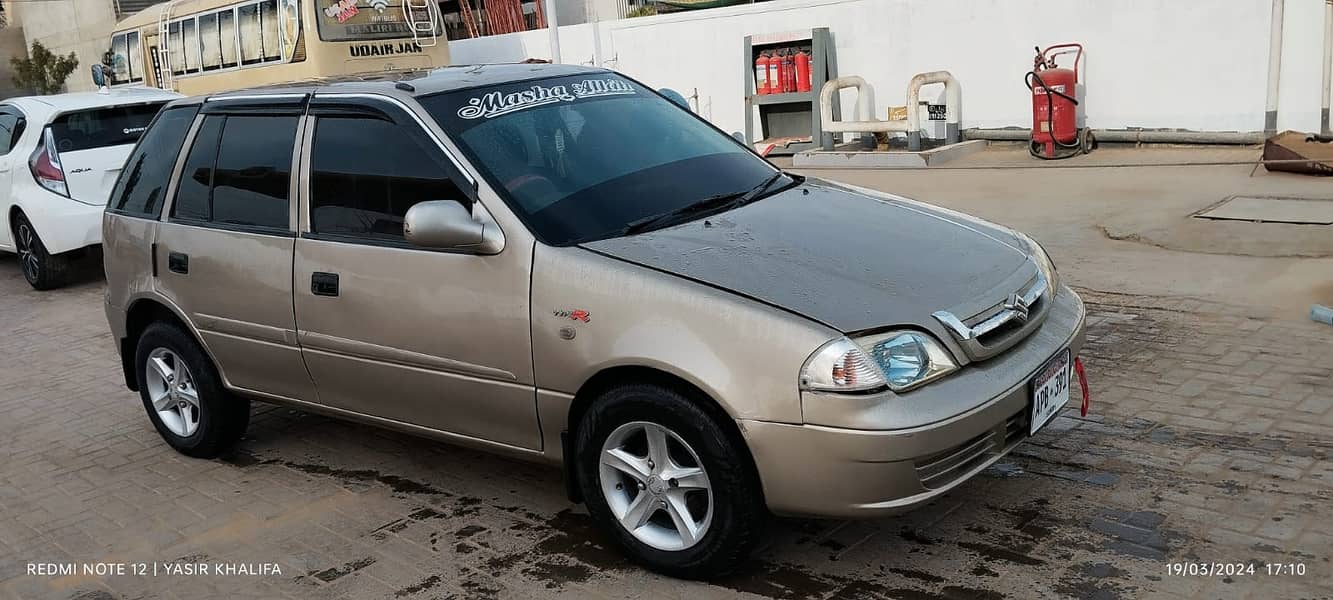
[742,285,1086,518]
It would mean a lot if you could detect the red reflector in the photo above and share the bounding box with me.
[1074,356,1090,417]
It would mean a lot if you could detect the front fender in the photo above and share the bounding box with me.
[530,245,838,424]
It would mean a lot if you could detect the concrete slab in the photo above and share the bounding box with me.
[1196,195,1333,225]
[792,139,986,169]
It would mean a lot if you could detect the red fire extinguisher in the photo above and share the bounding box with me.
[781,50,796,93]
[754,52,771,95]
[794,48,811,93]
[768,52,781,95]
[1026,43,1094,159]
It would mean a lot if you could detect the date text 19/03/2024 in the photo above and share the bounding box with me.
[28,562,283,577]
[1166,562,1307,577]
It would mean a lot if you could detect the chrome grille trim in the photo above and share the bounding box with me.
[933,266,1051,361]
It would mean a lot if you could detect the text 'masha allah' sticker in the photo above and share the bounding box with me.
[457,78,638,120]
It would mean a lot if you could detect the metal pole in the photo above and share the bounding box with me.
[1322,0,1331,135]
[1264,0,1285,136]
[545,0,561,64]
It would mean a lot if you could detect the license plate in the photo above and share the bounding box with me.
[1030,349,1071,435]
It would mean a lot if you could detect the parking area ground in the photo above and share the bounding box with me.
[1,146,1330,599]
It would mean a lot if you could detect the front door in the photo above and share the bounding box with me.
[292,98,539,450]
[154,103,315,403]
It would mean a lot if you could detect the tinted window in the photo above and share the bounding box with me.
[310,116,465,241]
[0,111,18,155]
[109,105,200,218]
[50,102,167,153]
[172,115,222,221]
[420,74,781,245]
[210,115,296,230]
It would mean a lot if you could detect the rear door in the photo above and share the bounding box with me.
[47,102,166,205]
[154,97,316,403]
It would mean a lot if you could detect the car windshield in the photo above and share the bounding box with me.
[420,73,785,245]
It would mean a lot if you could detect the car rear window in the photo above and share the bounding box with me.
[49,102,166,153]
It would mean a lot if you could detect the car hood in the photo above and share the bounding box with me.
[580,177,1034,333]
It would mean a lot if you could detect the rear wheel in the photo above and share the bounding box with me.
[12,213,69,290]
[575,383,764,579]
[135,322,249,458]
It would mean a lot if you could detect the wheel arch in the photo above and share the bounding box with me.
[561,364,763,507]
[119,297,205,392]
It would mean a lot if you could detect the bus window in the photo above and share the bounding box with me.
[219,9,238,69]
[261,0,281,62]
[280,0,300,61]
[240,0,283,65]
[315,0,440,42]
[110,31,142,84]
[183,19,201,73]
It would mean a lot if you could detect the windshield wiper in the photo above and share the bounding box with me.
[620,171,789,236]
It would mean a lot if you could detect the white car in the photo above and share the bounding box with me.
[0,88,181,289]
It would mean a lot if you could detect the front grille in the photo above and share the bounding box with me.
[1003,410,1030,447]
[934,265,1051,362]
[914,432,995,490]
[914,407,1030,490]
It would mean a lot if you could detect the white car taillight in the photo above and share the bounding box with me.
[29,128,69,197]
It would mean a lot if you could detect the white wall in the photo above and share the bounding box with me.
[449,0,1330,138]
[5,0,119,93]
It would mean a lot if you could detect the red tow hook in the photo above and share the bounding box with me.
[1074,356,1090,416]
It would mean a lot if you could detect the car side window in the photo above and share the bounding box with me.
[171,113,297,232]
[110,105,200,218]
[172,115,222,221]
[0,109,18,155]
[211,115,297,230]
[309,115,468,243]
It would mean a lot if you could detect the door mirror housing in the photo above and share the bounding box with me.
[90,64,109,92]
[404,200,502,254]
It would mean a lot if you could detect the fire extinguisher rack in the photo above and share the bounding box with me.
[743,27,838,156]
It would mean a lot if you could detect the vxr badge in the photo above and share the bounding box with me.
[553,309,591,323]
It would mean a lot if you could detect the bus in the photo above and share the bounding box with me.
[107,0,449,96]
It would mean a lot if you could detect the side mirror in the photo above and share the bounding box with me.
[90,64,108,91]
[404,200,501,253]
[658,88,690,110]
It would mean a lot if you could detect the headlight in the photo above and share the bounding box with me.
[799,338,886,392]
[859,330,957,391]
[800,331,957,393]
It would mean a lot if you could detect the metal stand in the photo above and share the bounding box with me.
[743,28,838,156]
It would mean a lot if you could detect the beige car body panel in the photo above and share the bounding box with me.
[103,70,1090,520]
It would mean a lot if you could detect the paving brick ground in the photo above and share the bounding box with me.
[1,163,1330,599]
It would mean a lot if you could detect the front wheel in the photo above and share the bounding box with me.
[575,383,765,579]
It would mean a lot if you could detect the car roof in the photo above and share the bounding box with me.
[196,63,609,104]
[4,87,183,114]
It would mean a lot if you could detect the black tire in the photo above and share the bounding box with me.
[575,383,765,579]
[134,322,249,458]
[12,212,70,290]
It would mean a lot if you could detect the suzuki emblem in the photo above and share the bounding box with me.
[1005,293,1030,323]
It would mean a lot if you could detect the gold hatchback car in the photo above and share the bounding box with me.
[103,64,1088,578]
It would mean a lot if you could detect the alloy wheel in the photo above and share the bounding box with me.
[144,348,201,437]
[15,222,39,283]
[599,421,713,551]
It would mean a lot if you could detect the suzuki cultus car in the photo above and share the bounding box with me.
[103,64,1087,578]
